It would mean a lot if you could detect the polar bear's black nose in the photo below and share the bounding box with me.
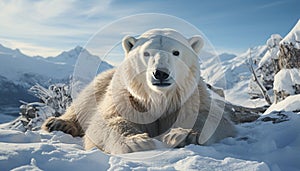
[153,69,170,81]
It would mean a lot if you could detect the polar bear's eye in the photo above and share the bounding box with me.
[172,50,180,56]
[144,51,150,57]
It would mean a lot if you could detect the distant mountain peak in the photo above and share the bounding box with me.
[0,43,22,55]
[74,45,84,52]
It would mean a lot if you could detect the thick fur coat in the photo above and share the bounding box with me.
[42,29,236,154]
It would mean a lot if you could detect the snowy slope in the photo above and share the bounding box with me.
[265,94,300,114]
[201,46,267,89]
[201,46,268,107]
[1,110,300,170]
[0,46,69,82]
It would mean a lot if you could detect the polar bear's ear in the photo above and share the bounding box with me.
[188,36,204,54]
[122,36,137,54]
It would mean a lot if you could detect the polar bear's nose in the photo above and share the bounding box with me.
[153,68,170,81]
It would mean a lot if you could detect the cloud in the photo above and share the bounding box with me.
[0,0,233,57]
[0,0,118,56]
[2,0,294,58]
[0,38,63,57]
[256,1,285,9]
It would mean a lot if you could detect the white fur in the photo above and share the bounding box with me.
[43,28,236,154]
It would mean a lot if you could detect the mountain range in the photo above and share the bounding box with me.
[0,45,112,107]
[201,19,300,107]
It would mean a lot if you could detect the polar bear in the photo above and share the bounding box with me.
[42,28,236,154]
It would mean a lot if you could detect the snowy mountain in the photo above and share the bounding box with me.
[0,44,112,107]
[201,46,267,90]
[201,19,300,108]
[201,46,268,107]
[281,19,300,48]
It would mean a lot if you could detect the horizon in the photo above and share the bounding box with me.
[0,0,299,57]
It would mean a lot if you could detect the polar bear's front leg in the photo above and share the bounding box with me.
[84,116,156,154]
[162,128,198,148]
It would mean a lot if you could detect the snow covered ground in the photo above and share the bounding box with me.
[1,105,300,170]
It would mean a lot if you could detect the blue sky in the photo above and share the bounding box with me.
[0,0,299,56]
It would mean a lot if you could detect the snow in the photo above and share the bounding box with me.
[0,130,110,171]
[258,34,282,68]
[1,110,300,170]
[281,19,300,48]
[266,34,282,49]
[0,44,21,55]
[0,44,112,84]
[0,44,113,107]
[273,68,300,94]
[265,94,300,114]
[202,45,267,89]
[201,45,268,107]
[224,80,267,108]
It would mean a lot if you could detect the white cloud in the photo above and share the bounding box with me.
[0,0,117,56]
[0,38,63,57]
[34,0,75,20]
[257,1,285,9]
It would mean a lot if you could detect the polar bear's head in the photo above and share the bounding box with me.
[119,28,204,105]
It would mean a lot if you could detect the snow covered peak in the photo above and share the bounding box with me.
[0,44,113,106]
[0,44,112,83]
[0,44,23,56]
[74,45,84,52]
[281,19,300,48]
[0,44,14,54]
[46,46,98,66]
[57,46,85,59]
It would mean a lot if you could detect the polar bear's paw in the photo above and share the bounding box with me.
[163,128,198,148]
[119,133,156,154]
[42,117,82,137]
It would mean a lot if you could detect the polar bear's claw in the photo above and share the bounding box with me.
[42,117,81,137]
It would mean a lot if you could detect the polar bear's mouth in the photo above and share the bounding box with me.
[152,82,172,87]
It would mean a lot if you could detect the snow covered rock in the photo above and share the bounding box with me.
[273,68,300,103]
[265,94,300,114]
[248,20,300,102]
[248,34,282,99]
